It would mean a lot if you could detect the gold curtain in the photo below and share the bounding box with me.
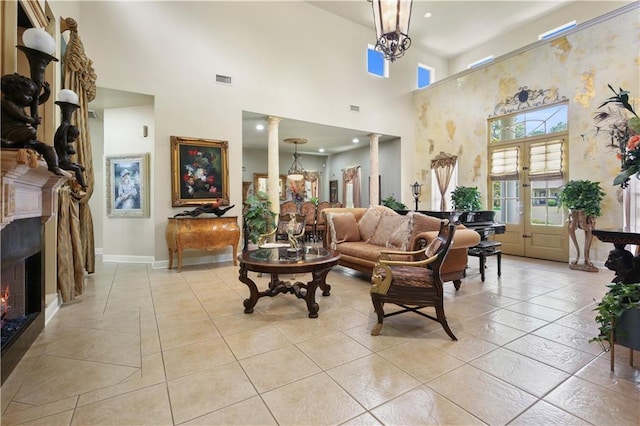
[342,166,361,208]
[430,152,457,211]
[57,17,97,301]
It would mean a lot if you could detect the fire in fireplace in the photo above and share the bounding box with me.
[1,217,45,384]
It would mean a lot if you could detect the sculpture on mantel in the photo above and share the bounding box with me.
[54,90,86,188]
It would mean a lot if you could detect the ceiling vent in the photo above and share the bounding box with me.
[215,74,232,86]
[350,105,360,112]
[87,110,99,119]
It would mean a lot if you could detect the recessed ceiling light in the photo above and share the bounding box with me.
[256,124,264,130]
[424,12,432,18]
[318,148,325,153]
[352,138,359,143]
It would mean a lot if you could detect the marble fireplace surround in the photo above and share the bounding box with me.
[1,149,70,383]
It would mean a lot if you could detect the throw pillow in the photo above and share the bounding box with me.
[408,211,447,244]
[327,213,360,248]
[358,207,382,241]
[386,215,414,250]
[369,215,408,247]
[373,205,399,216]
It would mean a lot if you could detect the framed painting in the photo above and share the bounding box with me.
[106,153,150,218]
[171,136,230,207]
[253,173,286,200]
[329,179,338,204]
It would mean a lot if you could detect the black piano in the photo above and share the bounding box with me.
[402,210,505,241]
[457,210,506,240]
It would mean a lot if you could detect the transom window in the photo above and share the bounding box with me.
[490,103,568,144]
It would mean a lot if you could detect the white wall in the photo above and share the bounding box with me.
[70,1,424,263]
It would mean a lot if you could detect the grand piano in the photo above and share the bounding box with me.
[410,210,506,240]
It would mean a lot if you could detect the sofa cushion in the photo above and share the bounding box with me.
[358,207,382,241]
[386,216,413,250]
[408,211,447,244]
[369,215,409,247]
[327,213,360,248]
[373,205,399,216]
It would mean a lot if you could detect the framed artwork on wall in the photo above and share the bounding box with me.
[253,173,286,200]
[106,153,150,218]
[329,179,338,204]
[170,136,230,207]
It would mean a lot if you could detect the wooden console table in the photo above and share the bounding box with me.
[166,216,240,272]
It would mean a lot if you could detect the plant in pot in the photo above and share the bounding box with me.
[243,191,277,246]
[558,180,605,272]
[590,281,640,356]
[381,195,407,211]
[450,186,482,211]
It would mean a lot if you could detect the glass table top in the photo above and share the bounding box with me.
[248,246,332,264]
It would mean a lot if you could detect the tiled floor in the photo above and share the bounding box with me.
[1,254,639,425]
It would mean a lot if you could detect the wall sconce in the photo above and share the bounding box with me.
[371,0,413,62]
[411,181,422,210]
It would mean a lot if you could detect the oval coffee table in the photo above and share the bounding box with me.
[238,246,340,318]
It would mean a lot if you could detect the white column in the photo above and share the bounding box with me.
[369,133,380,205]
[267,116,281,216]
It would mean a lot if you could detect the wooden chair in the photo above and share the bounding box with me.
[280,201,297,218]
[315,201,331,241]
[300,201,317,241]
[370,223,457,340]
[259,213,306,246]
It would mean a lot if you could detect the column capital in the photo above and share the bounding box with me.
[268,116,282,125]
[368,133,381,141]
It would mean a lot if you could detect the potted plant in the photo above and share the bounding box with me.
[381,195,407,211]
[450,186,482,211]
[591,281,640,352]
[557,180,605,217]
[243,191,277,246]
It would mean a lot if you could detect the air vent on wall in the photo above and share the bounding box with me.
[350,105,360,112]
[88,110,99,119]
[215,74,232,86]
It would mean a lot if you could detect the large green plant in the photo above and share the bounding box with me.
[558,180,606,217]
[590,282,640,348]
[450,186,482,211]
[381,195,407,210]
[243,191,277,244]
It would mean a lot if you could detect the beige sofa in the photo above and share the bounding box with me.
[322,206,481,289]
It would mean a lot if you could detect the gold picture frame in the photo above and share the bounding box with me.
[106,153,150,218]
[253,173,286,200]
[170,136,230,207]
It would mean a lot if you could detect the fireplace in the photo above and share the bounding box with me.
[1,217,45,384]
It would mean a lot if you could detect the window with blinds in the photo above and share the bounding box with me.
[490,147,519,181]
[529,140,563,180]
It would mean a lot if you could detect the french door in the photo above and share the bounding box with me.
[489,138,568,261]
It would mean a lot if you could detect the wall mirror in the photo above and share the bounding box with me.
[253,173,286,200]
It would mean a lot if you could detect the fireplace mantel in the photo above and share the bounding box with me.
[1,149,72,230]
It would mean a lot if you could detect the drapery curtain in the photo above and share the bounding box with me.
[431,152,457,211]
[304,171,320,199]
[342,166,361,208]
[57,17,97,301]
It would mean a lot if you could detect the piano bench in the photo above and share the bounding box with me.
[468,241,502,282]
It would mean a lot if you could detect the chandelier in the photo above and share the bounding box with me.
[284,138,307,180]
[371,0,413,62]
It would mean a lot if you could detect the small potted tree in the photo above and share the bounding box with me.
[243,191,277,249]
[558,180,605,272]
[450,186,481,211]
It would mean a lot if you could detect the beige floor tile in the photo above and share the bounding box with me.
[575,356,640,400]
[272,315,338,343]
[486,309,549,332]
[341,323,411,352]
[2,396,76,425]
[158,318,220,350]
[377,339,464,382]
[261,372,365,425]
[544,376,638,425]
[296,332,371,369]
[14,355,138,406]
[223,325,291,359]
[211,311,270,336]
[458,318,527,346]
[505,334,597,374]
[181,396,277,425]
[533,322,605,356]
[155,304,210,331]
[239,345,321,392]
[470,347,571,397]
[504,301,568,321]
[527,294,587,312]
[72,383,173,425]
[340,412,383,425]
[422,330,499,362]
[427,364,537,425]
[370,385,485,425]
[326,354,420,409]
[163,337,235,380]
[510,400,591,425]
[168,362,257,424]
[11,409,74,426]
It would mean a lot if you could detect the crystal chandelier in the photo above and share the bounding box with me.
[371,0,413,62]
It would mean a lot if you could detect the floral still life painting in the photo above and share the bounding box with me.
[171,136,229,207]
[594,84,640,187]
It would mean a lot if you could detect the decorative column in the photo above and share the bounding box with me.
[369,133,380,205]
[267,116,281,216]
